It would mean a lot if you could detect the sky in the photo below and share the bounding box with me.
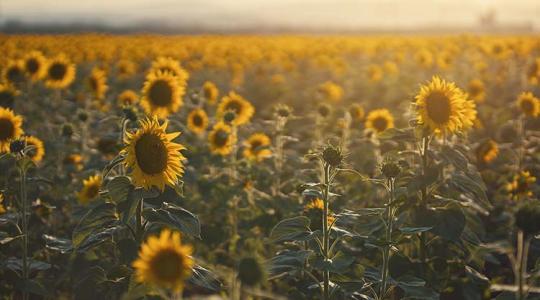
[1,0,539,31]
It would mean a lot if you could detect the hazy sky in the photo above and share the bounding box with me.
[1,0,539,30]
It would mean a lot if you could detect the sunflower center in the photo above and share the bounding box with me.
[149,80,173,107]
[425,91,452,124]
[192,114,203,127]
[26,59,39,74]
[521,100,534,113]
[7,67,25,84]
[85,184,100,199]
[372,117,388,132]
[250,140,263,151]
[0,118,15,141]
[214,130,229,147]
[469,85,482,97]
[225,101,242,114]
[135,133,168,175]
[150,249,184,282]
[49,63,67,80]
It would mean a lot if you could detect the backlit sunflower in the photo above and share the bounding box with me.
[140,71,184,119]
[133,229,193,292]
[117,89,139,107]
[0,107,24,152]
[24,136,45,163]
[516,92,540,117]
[349,103,365,121]
[365,109,394,134]
[303,198,335,231]
[149,56,189,84]
[3,59,26,87]
[187,108,208,135]
[317,81,343,103]
[124,117,186,191]
[202,81,219,104]
[506,171,536,201]
[45,54,76,90]
[216,91,254,126]
[468,79,486,103]
[23,51,47,81]
[0,83,19,108]
[415,76,469,135]
[77,175,102,205]
[476,139,498,165]
[243,133,272,162]
[87,67,108,100]
[208,121,237,156]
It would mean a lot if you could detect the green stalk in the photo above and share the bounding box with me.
[136,199,144,242]
[516,230,530,300]
[19,166,29,300]
[419,136,429,274]
[322,164,331,300]
[380,178,395,299]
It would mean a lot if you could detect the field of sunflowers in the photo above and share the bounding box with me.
[0,34,540,299]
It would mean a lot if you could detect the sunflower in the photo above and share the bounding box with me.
[187,108,209,135]
[45,54,76,90]
[303,198,335,231]
[243,133,272,162]
[140,71,184,119]
[24,136,45,163]
[468,79,486,103]
[63,153,84,171]
[216,91,254,126]
[415,76,469,135]
[23,51,47,81]
[202,81,219,104]
[0,193,5,214]
[77,175,102,205]
[116,59,137,79]
[149,57,189,84]
[527,58,540,85]
[365,109,394,134]
[0,83,19,108]
[506,171,536,201]
[117,89,139,107]
[476,139,498,165]
[133,229,193,292]
[367,65,383,82]
[0,107,24,152]
[317,81,343,103]
[3,59,26,87]
[208,121,237,156]
[415,49,434,68]
[516,92,540,117]
[124,117,186,191]
[349,103,365,121]
[87,67,108,100]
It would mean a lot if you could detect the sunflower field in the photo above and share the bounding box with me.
[0,34,540,300]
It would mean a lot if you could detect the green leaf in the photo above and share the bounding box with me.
[187,265,222,292]
[399,227,433,234]
[43,234,73,253]
[269,216,311,243]
[0,233,22,245]
[4,257,51,273]
[102,153,125,178]
[107,176,133,203]
[450,173,490,210]
[431,203,466,241]
[440,145,468,171]
[15,279,50,297]
[378,127,415,142]
[16,156,36,173]
[407,166,440,195]
[72,202,118,249]
[268,250,312,276]
[143,202,201,238]
[312,252,355,274]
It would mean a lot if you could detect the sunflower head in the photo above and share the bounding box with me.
[527,58,540,85]
[133,229,193,292]
[149,57,189,84]
[0,107,24,152]
[303,198,335,231]
[124,117,186,191]
[476,139,498,165]
[0,193,6,214]
[243,133,272,162]
[3,60,26,87]
[77,175,102,205]
[367,65,383,82]
[217,92,254,126]
[141,71,184,119]
[517,92,540,117]
[187,108,209,135]
[202,81,219,104]
[117,89,139,107]
[0,83,20,109]
[116,59,137,79]
[365,109,394,134]
[349,103,365,121]
[318,81,343,103]
[45,54,76,90]
[24,136,45,163]
[468,79,486,103]
[208,121,237,156]
[506,171,537,201]
[24,51,47,81]
[87,67,108,100]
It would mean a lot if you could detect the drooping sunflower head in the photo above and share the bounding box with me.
[117,89,139,107]
[3,59,26,87]
[208,121,237,156]
[77,175,102,205]
[516,92,540,117]
[0,83,20,109]
[87,67,108,100]
[317,81,344,102]
[202,81,219,104]
[149,57,189,84]
[303,198,335,231]
[23,51,47,81]
[24,135,45,163]
[0,107,24,152]
[217,91,254,126]
[476,139,499,165]
[124,117,186,191]
[141,71,184,119]
[243,133,272,162]
[349,103,365,121]
[133,229,193,292]
[415,76,468,135]
[187,108,209,135]
[506,171,537,201]
[365,109,394,134]
[45,54,76,90]
[468,79,486,103]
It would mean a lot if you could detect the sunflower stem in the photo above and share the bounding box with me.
[380,178,395,299]
[419,136,430,276]
[18,164,29,300]
[322,163,331,300]
[136,199,143,242]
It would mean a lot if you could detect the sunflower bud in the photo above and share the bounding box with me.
[61,123,74,138]
[238,256,266,286]
[381,161,401,179]
[9,138,26,154]
[515,202,540,237]
[77,110,89,122]
[275,104,292,118]
[322,145,343,167]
